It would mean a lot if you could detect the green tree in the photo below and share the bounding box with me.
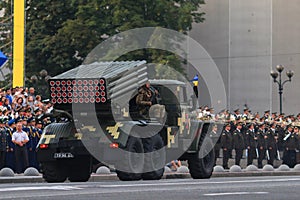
[25,0,205,78]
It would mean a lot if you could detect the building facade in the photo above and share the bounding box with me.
[188,0,300,115]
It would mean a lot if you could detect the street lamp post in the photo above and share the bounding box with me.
[270,65,294,114]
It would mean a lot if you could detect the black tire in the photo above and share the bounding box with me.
[68,157,92,182]
[41,162,67,183]
[116,136,144,181]
[142,134,165,180]
[188,136,215,179]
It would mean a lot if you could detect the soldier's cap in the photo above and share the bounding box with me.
[297,113,300,117]
[264,110,270,113]
[2,117,9,124]
[247,123,255,128]
[259,123,265,127]
[237,122,243,126]
[27,117,35,123]
[288,125,294,129]
[225,123,231,127]
[269,123,276,127]
[234,109,239,113]
[36,120,43,125]
[272,112,277,115]
[21,116,28,121]
[243,108,249,111]
[280,113,285,116]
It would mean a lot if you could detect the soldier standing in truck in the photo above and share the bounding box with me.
[136,81,154,118]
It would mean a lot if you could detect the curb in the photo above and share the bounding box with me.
[1,171,300,183]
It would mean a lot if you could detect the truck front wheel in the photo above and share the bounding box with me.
[68,157,92,182]
[188,136,215,179]
[116,136,144,181]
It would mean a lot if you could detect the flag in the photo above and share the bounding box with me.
[0,50,8,68]
[191,75,199,98]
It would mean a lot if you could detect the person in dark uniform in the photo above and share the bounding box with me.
[221,123,232,169]
[27,118,37,168]
[257,123,266,168]
[0,118,7,169]
[136,81,154,118]
[282,125,298,168]
[209,125,221,165]
[232,123,245,166]
[276,123,286,151]
[265,123,278,166]
[5,119,16,171]
[245,123,258,166]
[34,120,43,170]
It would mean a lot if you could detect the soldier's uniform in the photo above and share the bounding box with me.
[232,123,245,166]
[27,118,38,168]
[265,124,278,166]
[282,126,298,168]
[221,124,232,169]
[136,84,153,118]
[0,119,7,169]
[5,119,16,171]
[257,124,266,168]
[245,124,257,166]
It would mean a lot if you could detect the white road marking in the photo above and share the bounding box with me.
[0,186,82,192]
[204,192,269,196]
[99,177,300,188]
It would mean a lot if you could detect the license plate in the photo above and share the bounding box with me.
[54,152,74,159]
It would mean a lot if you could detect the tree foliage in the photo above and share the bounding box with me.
[25,0,205,78]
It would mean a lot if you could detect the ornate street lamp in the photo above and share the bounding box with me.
[270,65,294,114]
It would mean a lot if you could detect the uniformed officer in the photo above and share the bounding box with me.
[209,125,221,164]
[257,123,266,168]
[265,123,278,166]
[5,119,16,171]
[232,123,245,166]
[0,118,7,169]
[27,118,37,168]
[282,125,298,168]
[221,123,232,169]
[245,123,257,166]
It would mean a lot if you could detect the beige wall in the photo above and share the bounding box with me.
[189,0,300,115]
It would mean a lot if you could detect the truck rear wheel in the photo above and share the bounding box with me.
[68,157,92,182]
[116,136,144,181]
[188,136,215,179]
[142,134,165,180]
[41,162,67,183]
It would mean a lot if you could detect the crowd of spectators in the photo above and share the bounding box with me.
[0,86,52,173]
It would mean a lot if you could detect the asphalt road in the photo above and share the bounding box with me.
[1,176,300,200]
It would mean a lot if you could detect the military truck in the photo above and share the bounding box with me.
[36,60,221,182]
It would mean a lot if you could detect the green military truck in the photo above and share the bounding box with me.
[36,60,221,182]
